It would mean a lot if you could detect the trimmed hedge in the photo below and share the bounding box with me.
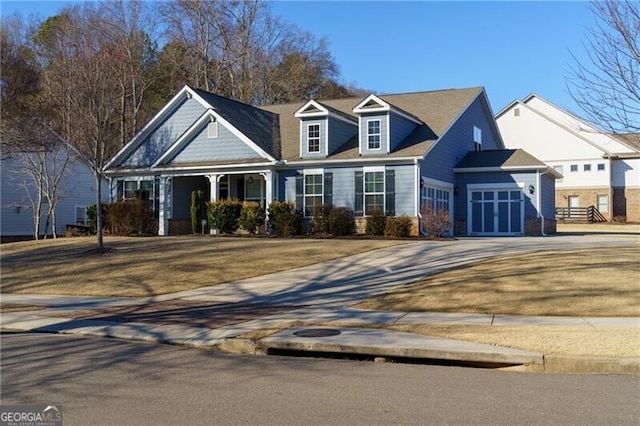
[365,208,386,236]
[328,207,355,236]
[239,201,266,234]
[384,215,413,238]
[274,212,302,236]
[207,199,242,234]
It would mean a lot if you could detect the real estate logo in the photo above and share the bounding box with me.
[0,404,62,426]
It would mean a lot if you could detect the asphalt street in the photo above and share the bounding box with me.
[2,333,639,425]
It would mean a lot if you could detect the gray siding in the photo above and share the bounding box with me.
[300,118,327,159]
[359,113,389,154]
[540,173,556,218]
[386,164,416,215]
[454,171,538,220]
[328,116,358,155]
[424,95,501,183]
[389,112,418,152]
[1,152,103,237]
[169,121,262,164]
[281,164,415,216]
[124,97,207,167]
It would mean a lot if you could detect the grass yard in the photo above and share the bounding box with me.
[0,236,402,297]
[355,246,640,317]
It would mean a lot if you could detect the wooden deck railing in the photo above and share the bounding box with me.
[555,206,607,223]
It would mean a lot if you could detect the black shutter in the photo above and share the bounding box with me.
[295,174,304,212]
[385,169,395,216]
[354,171,364,216]
[324,172,333,205]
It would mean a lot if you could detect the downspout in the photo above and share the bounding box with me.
[537,169,551,236]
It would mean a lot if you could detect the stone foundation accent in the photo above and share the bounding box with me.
[354,216,421,236]
[454,219,467,236]
[168,219,192,235]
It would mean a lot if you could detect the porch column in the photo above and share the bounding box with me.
[260,171,274,228]
[158,176,169,236]
[206,174,218,202]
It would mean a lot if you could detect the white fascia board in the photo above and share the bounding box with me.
[111,162,277,177]
[453,165,551,174]
[353,94,390,114]
[422,90,482,159]
[421,176,454,188]
[479,88,505,149]
[283,156,419,168]
[495,99,522,119]
[105,85,192,170]
[295,100,328,118]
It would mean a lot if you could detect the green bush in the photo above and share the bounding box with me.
[311,204,334,234]
[365,208,386,236]
[104,199,151,235]
[328,207,354,236]
[384,215,413,238]
[267,200,296,232]
[275,212,302,237]
[420,204,451,239]
[207,199,242,234]
[239,201,266,234]
[190,190,204,234]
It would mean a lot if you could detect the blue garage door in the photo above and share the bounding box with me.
[470,189,523,235]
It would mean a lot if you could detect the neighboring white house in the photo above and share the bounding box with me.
[496,94,640,222]
[1,147,102,241]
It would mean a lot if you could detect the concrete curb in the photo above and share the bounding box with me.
[3,313,638,374]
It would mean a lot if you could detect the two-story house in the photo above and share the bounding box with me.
[497,94,640,222]
[105,85,559,236]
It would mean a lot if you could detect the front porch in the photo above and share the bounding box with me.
[159,171,275,236]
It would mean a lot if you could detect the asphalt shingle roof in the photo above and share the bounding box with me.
[191,87,281,159]
[261,87,483,161]
[455,149,547,169]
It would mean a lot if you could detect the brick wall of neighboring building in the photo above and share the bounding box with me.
[556,187,612,220]
[613,187,640,222]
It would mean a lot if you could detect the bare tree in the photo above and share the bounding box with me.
[568,0,640,133]
[33,5,125,251]
[1,15,74,239]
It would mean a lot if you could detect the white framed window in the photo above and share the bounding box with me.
[473,126,482,151]
[364,170,385,214]
[597,163,605,171]
[304,173,323,216]
[367,119,381,150]
[307,124,320,153]
[76,206,87,226]
[597,195,608,213]
[584,164,591,172]
[570,164,578,172]
[122,179,156,215]
[207,121,218,138]
[245,175,263,203]
[421,187,450,213]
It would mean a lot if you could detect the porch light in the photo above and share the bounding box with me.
[529,184,535,195]
[247,176,254,184]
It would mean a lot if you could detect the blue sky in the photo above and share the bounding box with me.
[1,1,596,116]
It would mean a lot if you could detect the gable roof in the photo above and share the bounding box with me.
[262,87,487,162]
[497,93,637,157]
[189,87,281,159]
[454,149,561,177]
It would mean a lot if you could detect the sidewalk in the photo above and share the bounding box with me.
[2,299,639,374]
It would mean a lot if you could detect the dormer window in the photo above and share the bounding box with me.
[367,120,381,150]
[308,124,320,153]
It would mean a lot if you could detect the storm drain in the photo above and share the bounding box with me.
[292,328,342,338]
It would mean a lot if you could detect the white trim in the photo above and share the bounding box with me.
[421,176,454,189]
[151,109,275,168]
[295,100,328,118]
[284,156,420,166]
[303,168,324,175]
[363,165,386,173]
[353,94,390,113]
[467,182,525,190]
[467,184,526,236]
[306,122,321,153]
[366,118,382,151]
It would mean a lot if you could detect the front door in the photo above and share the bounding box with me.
[469,189,524,235]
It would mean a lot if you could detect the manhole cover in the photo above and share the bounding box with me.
[292,328,342,338]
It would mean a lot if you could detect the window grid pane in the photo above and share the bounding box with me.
[367,120,381,150]
[308,124,320,153]
[364,171,385,215]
